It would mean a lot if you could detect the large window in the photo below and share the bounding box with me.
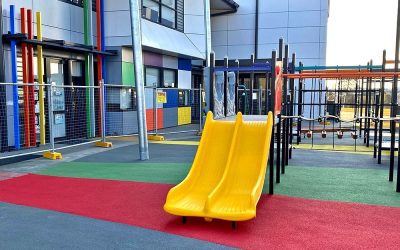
[142,0,184,31]
[145,67,177,88]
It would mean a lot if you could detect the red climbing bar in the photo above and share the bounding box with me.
[20,8,31,147]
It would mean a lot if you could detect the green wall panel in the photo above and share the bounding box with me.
[122,62,135,86]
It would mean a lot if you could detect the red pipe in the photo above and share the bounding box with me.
[20,8,31,147]
[96,0,103,136]
[27,9,36,145]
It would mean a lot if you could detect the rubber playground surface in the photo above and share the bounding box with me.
[0,137,400,249]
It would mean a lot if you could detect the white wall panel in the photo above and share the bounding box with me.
[228,14,255,30]
[289,0,321,11]
[288,11,321,27]
[178,70,192,89]
[258,28,288,44]
[212,45,228,59]
[211,31,228,46]
[259,12,288,29]
[290,43,320,59]
[184,0,204,15]
[184,15,205,34]
[259,0,288,13]
[227,45,255,59]
[186,34,206,55]
[211,16,228,31]
[258,43,279,59]
[288,27,320,43]
[228,30,254,45]
[321,0,329,10]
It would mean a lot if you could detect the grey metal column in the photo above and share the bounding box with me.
[129,0,149,160]
[204,0,212,67]
[391,0,400,181]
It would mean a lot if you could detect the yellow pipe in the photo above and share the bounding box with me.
[36,12,45,145]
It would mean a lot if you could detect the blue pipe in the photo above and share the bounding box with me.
[10,5,20,149]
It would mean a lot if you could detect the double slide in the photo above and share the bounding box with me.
[164,111,274,222]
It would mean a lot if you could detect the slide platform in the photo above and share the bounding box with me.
[164,112,274,222]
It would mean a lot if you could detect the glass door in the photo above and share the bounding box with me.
[47,59,66,139]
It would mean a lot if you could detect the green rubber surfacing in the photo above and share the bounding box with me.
[39,162,191,185]
[38,162,400,208]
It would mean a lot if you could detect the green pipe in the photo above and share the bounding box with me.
[84,0,92,137]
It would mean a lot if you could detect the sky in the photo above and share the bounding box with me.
[327,0,398,66]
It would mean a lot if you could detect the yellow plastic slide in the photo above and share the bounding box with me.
[164,112,236,217]
[164,112,274,222]
[205,112,274,221]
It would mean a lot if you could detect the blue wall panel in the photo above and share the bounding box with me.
[178,58,192,71]
[163,89,179,108]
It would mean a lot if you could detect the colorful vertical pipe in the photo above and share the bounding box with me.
[27,9,36,145]
[96,0,103,136]
[10,5,21,149]
[20,8,31,147]
[36,12,45,145]
[84,0,92,137]
[100,0,107,135]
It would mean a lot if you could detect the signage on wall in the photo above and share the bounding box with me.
[157,91,167,104]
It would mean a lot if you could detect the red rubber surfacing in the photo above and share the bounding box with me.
[0,174,399,249]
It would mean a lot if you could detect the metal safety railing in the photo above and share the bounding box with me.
[0,82,106,160]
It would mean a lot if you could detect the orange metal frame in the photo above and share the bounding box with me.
[283,72,400,79]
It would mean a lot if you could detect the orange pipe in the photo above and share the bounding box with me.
[283,72,400,79]
[301,69,371,74]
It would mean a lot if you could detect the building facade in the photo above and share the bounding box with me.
[0,0,328,151]
[212,0,329,66]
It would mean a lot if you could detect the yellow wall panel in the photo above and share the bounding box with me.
[178,107,191,125]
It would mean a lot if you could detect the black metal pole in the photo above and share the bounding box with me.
[289,53,296,160]
[235,60,239,113]
[210,52,215,113]
[269,50,277,195]
[224,56,228,117]
[366,61,373,147]
[0,0,8,152]
[0,1,4,81]
[276,114,281,184]
[297,62,303,144]
[378,50,386,164]
[250,54,255,115]
[360,75,365,139]
[374,94,379,158]
[255,0,259,59]
[283,45,289,167]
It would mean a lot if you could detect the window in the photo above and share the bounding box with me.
[145,66,178,88]
[142,0,184,31]
[145,67,160,87]
[107,88,136,111]
[163,69,176,88]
